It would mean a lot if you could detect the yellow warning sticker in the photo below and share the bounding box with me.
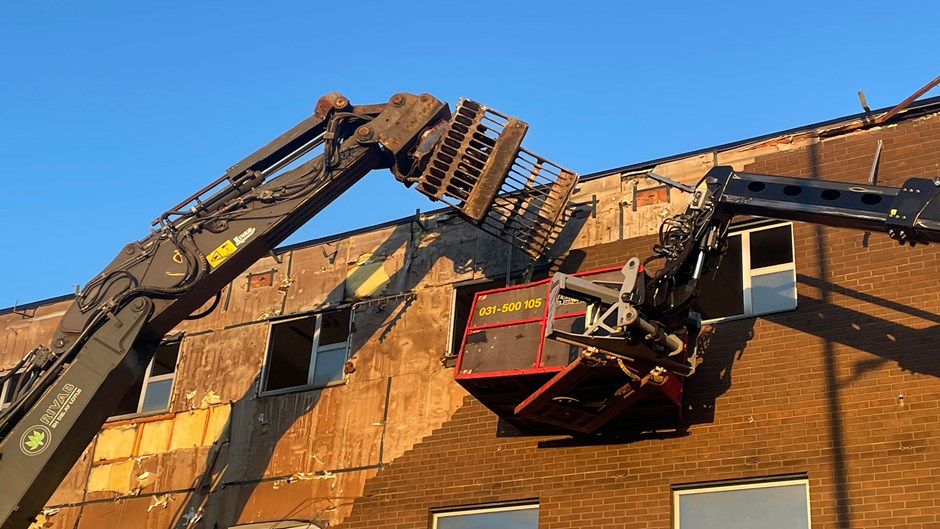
[207,240,237,267]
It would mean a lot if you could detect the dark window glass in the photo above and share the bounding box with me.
[151,342,179,376]
[450,281,501,356]
[319,310,350,346]
[694,234,744,320]
[264,316,315,391]
[263,310,351,392]
[750,225,793,269]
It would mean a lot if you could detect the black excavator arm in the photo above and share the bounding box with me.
[0,92,577,529]
[547,165,940,376]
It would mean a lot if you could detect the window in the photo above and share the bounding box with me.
[673,476,810,529]
[447,280,501,359]
[261,309,350,394]
[432,503,538,529]
[111,340,180,417]
[693,220,796,321]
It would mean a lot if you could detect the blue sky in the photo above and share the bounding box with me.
[2,1,938,308]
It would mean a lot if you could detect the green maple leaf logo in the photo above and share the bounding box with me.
[25,430,45,451]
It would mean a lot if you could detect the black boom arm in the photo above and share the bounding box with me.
[0,93,577,529]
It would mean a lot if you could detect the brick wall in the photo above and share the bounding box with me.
[338,113,940,529]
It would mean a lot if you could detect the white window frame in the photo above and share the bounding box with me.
[673,477,811,529]
[109,340,179,420]
[432,503,539,529]
[259,310,351,397]
[702,220,797,323]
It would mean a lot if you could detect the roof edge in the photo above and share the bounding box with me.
[5,94,940,314]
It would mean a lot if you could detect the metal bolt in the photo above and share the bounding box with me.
[356,126,373,140]
[333,97,349,109]
[124,244,136,255]
[131,298,147,312]
[390,94,405,107]
[53,338,66,349]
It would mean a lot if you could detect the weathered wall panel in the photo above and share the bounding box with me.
[347,287,451,381]
[405,215,479,290]
[0,300,69,368]
[171,325,267,410]
[281,240,349,314]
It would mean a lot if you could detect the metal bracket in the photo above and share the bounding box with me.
[543,265,694,376]
[11,303,35,319]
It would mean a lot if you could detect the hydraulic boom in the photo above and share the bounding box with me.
[547,165,940,378]
[0,92,576,529]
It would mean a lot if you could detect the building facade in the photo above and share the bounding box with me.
[3,98,940,529]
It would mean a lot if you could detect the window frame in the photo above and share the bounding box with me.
[673,476,811,529]
[446,279,502,360]
[259,309,351,397]
[109,339,180,420]
[699,219,797,323]
[431,502,539,529]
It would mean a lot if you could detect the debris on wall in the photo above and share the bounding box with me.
[26,508,58,529]
[147,493,172,512]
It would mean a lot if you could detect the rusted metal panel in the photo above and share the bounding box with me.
[223,379,384,483]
